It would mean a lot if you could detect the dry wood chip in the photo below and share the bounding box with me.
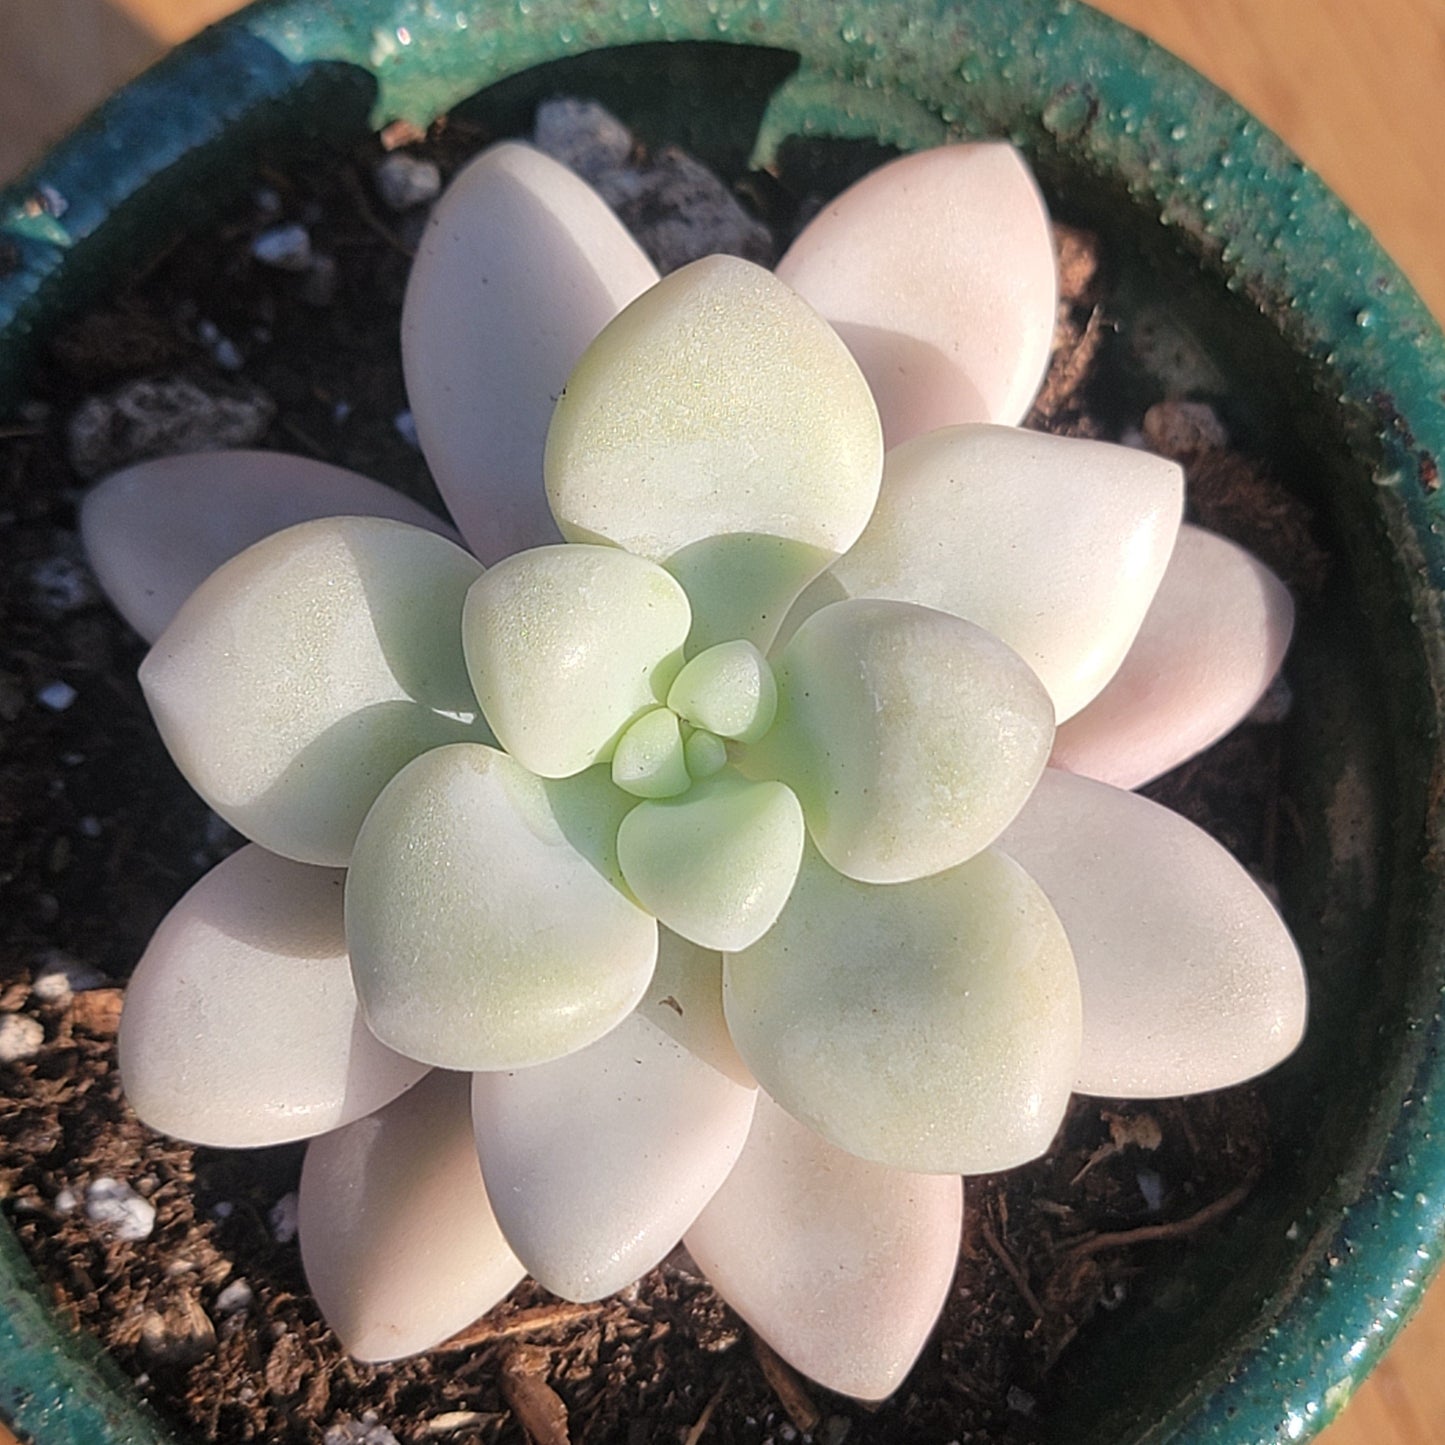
[500,1347,570,1445]
[750,1335,820,1434]
[68,987,123,1035]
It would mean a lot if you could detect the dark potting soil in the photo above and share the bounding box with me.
[0,109,1330,1445]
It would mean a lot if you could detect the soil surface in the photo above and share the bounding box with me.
[0,110,1328,1445]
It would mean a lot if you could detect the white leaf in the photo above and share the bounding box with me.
[685,1092,962,1401]
[776,143,1056,441]
[471,1010,755,1301]
[346,744,657,1070]
[81,450,456,643]
[300,1071,525,1362]
[725,843,1080,1174]
[402,141,657,563]
[998,768,1307,1096]
[118,845,427,1147]
[140,517,487,865]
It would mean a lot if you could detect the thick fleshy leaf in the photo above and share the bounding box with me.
[684,1092,962,1401]
[617,773,805,951]
[793,425,1184,721]
[745,598,1054,883]
[300,1071,525,1362]
[1052,525,1296,788]
[471,1011,756,1301]
[545,255,883,653]
[667,640,777,743]
[997,768,1307,1096]
[725,843,1080,1174]
[640,928,754,1088]
[139,517,487,866]
[346,743,657,1070]
[776,143,1056,443]
[118,845,427,1147]
[81,450,457,644]
[402,141,657,563]
[462,545,691,779]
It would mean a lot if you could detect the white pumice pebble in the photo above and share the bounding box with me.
[214,1279,254,1315]
[85,1177,156,1241]
[251,223,313,271]
[36,681,77,712]
[0,1013,44,1062]
[374,154,442,212]
[269,1192,299,1244]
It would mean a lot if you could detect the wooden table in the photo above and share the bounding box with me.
[1,1,1442,1441]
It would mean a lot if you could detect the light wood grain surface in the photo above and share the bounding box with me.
[1,2,1443,1442]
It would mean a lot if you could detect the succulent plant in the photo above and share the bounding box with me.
[83,138,1305,1399]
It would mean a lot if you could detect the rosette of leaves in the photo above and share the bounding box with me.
[84,141,1305,1399]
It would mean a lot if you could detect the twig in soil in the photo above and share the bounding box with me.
[500,1347,570,1445]
[980,1215,1045,1321]
[682,1379,729,1445]
[1062,1176,1257,1261]
[751,1334,821,1434]
[436,1300,606,1352]
[341,168,416,258]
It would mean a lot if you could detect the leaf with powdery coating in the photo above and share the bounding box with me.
[1052,525,1295,788]
[471,1011,756,1302]
[118,845,427,1148]
[346,743,656,1071]
[81,450,457,644]
[300,1072,526,1363]
[545,255,882,653]
[140,517,488,867]
[997,768,1307,1097]
[745,598,1054,884]
[776,143,1057,444]
[617,773,805,953]
[463,544,691,779]
[640,928,755,1088]
[790,425,1183,721]
[725,843,1080,1175]
[685,1092,962,1402]
[402,141,657,563]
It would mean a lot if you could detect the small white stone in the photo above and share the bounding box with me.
[324,1415,402,1445]
[374,154,442,212]
[391,410,420,448]
[85,1177,156,1241]
[37,681,77,712]
[251,224,313,271]
[533,97,634,181]
[33,951,107,1002]
[0,1013,44,1062]
[214,1279,254,1315]
[269,1192,299,1244]
[54,1186,79,1214]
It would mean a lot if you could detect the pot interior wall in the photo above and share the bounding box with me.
[4,19,1442,1445]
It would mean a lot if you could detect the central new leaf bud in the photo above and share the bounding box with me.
[609,640,778,800]
[667,640,778,744]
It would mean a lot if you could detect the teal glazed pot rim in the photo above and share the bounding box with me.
[2,3,1444,1443]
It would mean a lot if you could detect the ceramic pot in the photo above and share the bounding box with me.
[2,2,1443,1442]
